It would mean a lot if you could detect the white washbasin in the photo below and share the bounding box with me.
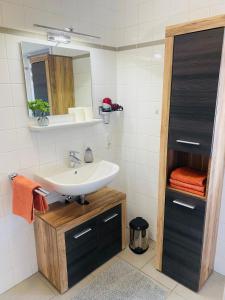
[35,160,119,196]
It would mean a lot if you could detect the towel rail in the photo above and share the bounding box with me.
[8,173,49,197]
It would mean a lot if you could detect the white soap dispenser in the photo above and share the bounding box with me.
[84,147,94,163]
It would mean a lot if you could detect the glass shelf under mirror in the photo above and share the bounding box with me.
[28,119,102,132]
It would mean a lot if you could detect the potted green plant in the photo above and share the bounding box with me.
[28,99,50,126]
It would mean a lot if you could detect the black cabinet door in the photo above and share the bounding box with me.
[98,205,122,265]
[162,189,206,291]
[65,205,122,288]
[168,27,224,155]
[65,217,99,288]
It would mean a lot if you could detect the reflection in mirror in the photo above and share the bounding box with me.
[21,42,93,116]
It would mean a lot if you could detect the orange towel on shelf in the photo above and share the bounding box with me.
[170,167,207,187]
[12,175,48,224]
[170,183,205,197]
[169,178,205,193]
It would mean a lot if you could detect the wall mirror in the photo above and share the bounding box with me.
[21,42,93,116]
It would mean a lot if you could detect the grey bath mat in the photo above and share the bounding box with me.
[72,259,166,300]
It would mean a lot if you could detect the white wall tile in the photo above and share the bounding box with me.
[0,2,3,27]
[139,1,155,24]
[170,0,189,14]
[13,106,29,128]
[8,59,24,84]
[189,7,210,20]
[0,151,20,173]
[0,34,6,59]
[0,84,13,107]
[16,128,35,149]
[24,7,66,31]
[124,25,138,45]
[189,0,211,11]
[0,216,15,294]
[11,84,26,107]
[0,129,18,152]
[5,35,22,60]
[116,44,163,247]
[0,60,10,83]
[210,2,225,15]
[0,107,15,129]
[18,146,39,169]
[138,21,154,43]
[2,2,25,29]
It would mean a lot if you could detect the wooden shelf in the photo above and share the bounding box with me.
[29,119,102,132]
[167,186,206,201]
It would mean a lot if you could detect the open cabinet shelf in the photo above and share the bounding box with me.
[166,149,210,200]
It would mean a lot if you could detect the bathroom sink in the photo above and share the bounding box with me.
[35,160,119,196]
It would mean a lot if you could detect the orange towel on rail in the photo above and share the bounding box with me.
[169,178,205,193]
[12,175,48,224]
[170,167,207,187]
[170,183,205,197]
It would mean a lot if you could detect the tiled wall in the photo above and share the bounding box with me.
[115,0,225,46]
[0,32,117,294]
[114,45,164,240]
[1,0,225,294]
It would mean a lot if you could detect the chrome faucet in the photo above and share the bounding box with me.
[69,151,82,168]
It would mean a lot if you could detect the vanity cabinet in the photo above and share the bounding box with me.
[157,15,225,292]
[66,205,122,288]
[34,188,126,294]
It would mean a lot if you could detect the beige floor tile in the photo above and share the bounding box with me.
[167,291,185,299]
[52,273,95,300]
[199,272,225,300]
[118,240,156,269]
[1,253,224,300]
[37,273,59,295]
[141,258,177,290]
[0,273,56,300]
[174,284,205,300]
[174,272,225,300]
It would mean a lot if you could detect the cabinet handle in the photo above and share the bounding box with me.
[103,213,118,223]
[73,228,92,239]
[173,200,196,210]
[176,139,200,146]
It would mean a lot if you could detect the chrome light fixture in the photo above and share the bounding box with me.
[34,24,100,44]
[47,31,71,44]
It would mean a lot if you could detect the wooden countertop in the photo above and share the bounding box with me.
[36,188,126,232]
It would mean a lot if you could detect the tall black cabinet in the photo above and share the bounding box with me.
[156,15,225,292]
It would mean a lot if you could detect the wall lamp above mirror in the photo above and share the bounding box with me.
[33,24,101,41]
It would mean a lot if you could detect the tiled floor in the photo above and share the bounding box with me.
[0,241,224,300]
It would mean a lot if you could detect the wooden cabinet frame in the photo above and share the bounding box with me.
[156,14,225,290]
[29,54,75,115]
[34,188,126,294]
[29,54,53,114]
